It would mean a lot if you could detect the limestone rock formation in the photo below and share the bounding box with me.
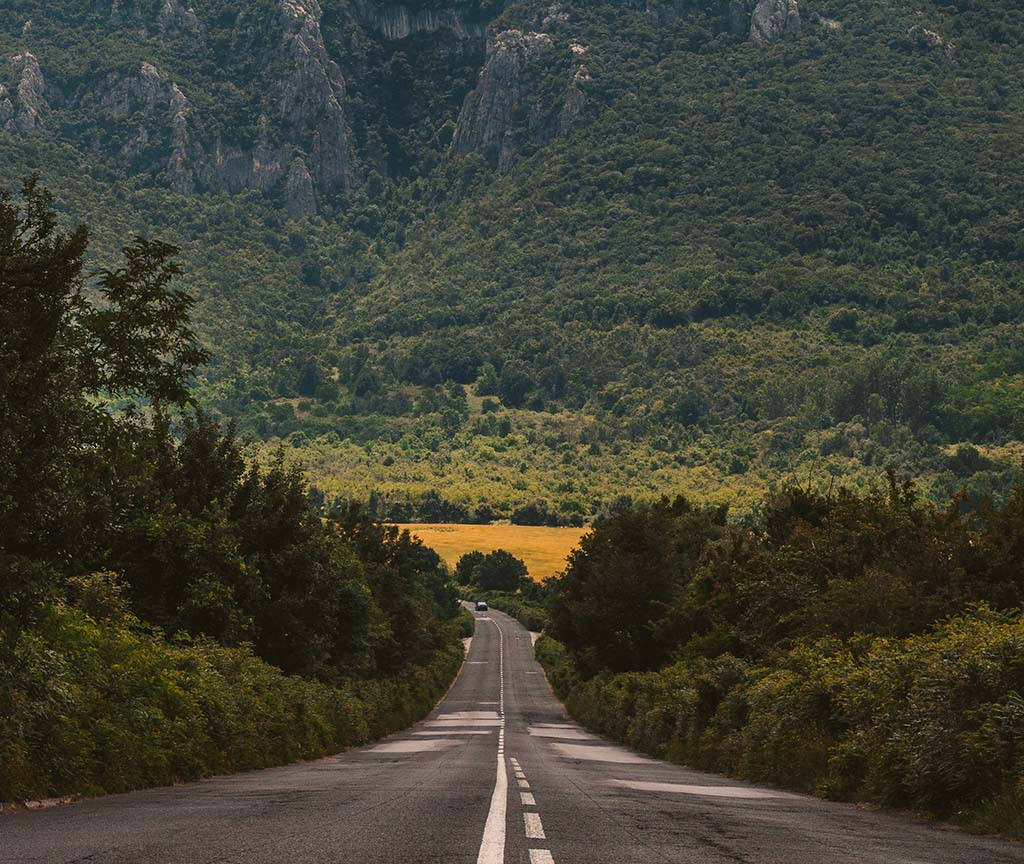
[816,15,842,34]
[285,157,317,218]
[0,86,13,130]
[157,0,201,37]
[4,53,48,135]
[277,0,357,197]
[452,28,593,172]
[93,62,196,191]
[559,64,590,136]
[749,0,800,44]
[729,0,800,44]
[353,0,487,41]
[452,30,553,162]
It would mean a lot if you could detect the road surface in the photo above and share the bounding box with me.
[3,606,1022,863]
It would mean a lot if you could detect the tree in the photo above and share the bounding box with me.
[455,549,529,592]
[0,178,206,622]
[549,496,725,675]
[475,550,528,592]
[455,551,485,585]
[498,361,533,407]
[474,362,499,396]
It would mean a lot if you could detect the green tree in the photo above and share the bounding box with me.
[0,178,206,623]
[550,496,725,675]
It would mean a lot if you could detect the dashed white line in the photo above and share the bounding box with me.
[529,851,555,864]
[520,792,536,806]
[524,812,546,840]
[517,779,530,789]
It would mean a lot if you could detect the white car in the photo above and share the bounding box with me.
[475,601,488,612]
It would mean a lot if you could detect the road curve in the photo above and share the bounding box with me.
[3,606,1022,863]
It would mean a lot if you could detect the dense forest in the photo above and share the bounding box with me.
[530,476,1024,836]
[0,181,467,801]
[0,0,1022,520]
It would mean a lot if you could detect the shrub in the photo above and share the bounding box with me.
[0,604,463,802]
[536,608,1024,838]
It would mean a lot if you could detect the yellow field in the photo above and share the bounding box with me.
[394,523,587,581]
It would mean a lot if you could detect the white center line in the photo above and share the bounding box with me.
[475,618,507,864]
[524,812,546,840]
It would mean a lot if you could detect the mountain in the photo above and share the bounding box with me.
[2,0,1022,521]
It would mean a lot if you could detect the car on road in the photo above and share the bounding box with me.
[475,601,488,612]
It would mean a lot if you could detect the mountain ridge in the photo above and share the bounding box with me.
[1,0,1022,520]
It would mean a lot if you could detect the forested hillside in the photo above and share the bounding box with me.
[1,0,1022,519]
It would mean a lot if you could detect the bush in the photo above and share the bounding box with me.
[0,604,463,801]
[536,608,1024,838]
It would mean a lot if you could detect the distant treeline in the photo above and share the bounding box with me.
[537,474,1024,838]
[331,489,585,527]
[0,181,464,801]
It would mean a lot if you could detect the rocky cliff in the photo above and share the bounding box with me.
[730,0,800,44]
[451,28,588,171]
[4,0,356,212]
[0,0,806,214]
[353,0,488,41]
[1,53,48,135]
[275,0,357,198]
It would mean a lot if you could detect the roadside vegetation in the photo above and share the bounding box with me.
[536,476,1024,837]
[0,181,464,802]
[455,550,552,632]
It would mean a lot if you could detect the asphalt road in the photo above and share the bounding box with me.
[3,606,1023,863]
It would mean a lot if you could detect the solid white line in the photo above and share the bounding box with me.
[475,618,507,864]
[529,851,555,864]
[521,792,536,806]
[524,812,546,840]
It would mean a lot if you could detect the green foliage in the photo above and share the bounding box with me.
[550,495,727,674]
[0,177,205,622]
[538,609,1024,837]
[538,478,1024,836]
[455,548,528,591]
[455,606,476,638]
[0,603,463,801]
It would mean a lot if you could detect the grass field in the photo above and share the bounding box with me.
[394,523,587,581]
